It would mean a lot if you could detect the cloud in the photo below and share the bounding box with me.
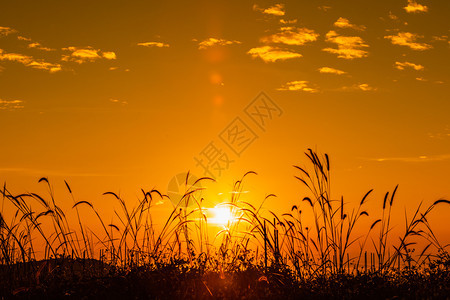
[0,49,33,64]
[0,48,61,72]
[28,42,55,51]
[280,19,297,24]
[137,42,170,48]
[17,36,32,41]
[254,4,285,16]
[0,26,16,36]
[318,67,346,75]
[62,47,116,63]
[102,51,117,60]
[0,99,24,110]
[277,80,318,93]
[388,12,399,20]
[384,32,432,50]
[27,61,62,73]
[109,98,128,105]
[428,127,450,139]
[198,38,241,49]
[247,46,302,62]
[333,17,366,31]
[370,154,450,163]
[261,27,319,45]
[323,30,369,59]
[394,61,424,71]
[404,0,428,13]
[340,83,377,91]
[318,5,331,11]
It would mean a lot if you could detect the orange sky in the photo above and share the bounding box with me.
[1,1,449,240]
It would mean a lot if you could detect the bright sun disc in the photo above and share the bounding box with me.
[210,206,233,226]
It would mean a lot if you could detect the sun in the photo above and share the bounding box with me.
[209,206,234,226]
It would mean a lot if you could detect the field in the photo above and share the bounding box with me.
[1,150,449,299]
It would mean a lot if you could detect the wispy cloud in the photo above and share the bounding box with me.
[323,30,369,59]
[109,98,128,105]
[28,42,55,51]
[404,0,428,13]
[254,4,285,16]
[27,61,62,73]
[198,38,241,49]
[0,99,24,110]
[17,36,32,41]
[261,27,319,45]
[333,17,366,31]
[384,32,432,50]
[280,19,297,25]
[318,5,331,11]
[137,42,170,48]
[369,154,450,163]
[340,83,376,91]
[277,80,318,93]
[0,49,61,72]
[428,126,450,139]
[318,67,347,75]
[394,61,424,71]
[0,49,32,64]
[247,46,302,62]
[388,12,399,20]
[62,47,116,63]
[0,26,16,36]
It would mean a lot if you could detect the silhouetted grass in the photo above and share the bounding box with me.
[0,149,449,299]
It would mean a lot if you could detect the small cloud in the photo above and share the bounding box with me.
[384,32,432,50]
[341,83,376,91]
[394,61,424,71]
[62,46,116,63]
[323,30,369,59]
[404,0,428,13]
[0,49,32,64]
[0,99,24,110]
[357,83,376,91]
[277,80,319,93]
[428,127,450,139]
[137,42,170,48]
[109,98,128,105]
[318,5,331,11]
[261,27,319,45]
[415,77,427,81]
[371,154,450,163]
[254,4,285,16]
[247,46,302,62]
[17,36,32,41]
[0,48,61,72]
[27,61,62,73]
[333,17,366,31]
[318,67,347,75]
[388,12,398,20]
[0,26,16,36]
[102,51,116,60]
[198,38,241,49]
[109,67,119,71]
[28,42,55,51]
[432,35,448,42]
[280,19,297,24]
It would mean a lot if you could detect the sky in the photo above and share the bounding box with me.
[1,1,449,239]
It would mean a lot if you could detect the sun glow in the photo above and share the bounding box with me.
[209,206,234,226]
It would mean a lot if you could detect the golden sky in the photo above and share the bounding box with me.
[1,1,449,237]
